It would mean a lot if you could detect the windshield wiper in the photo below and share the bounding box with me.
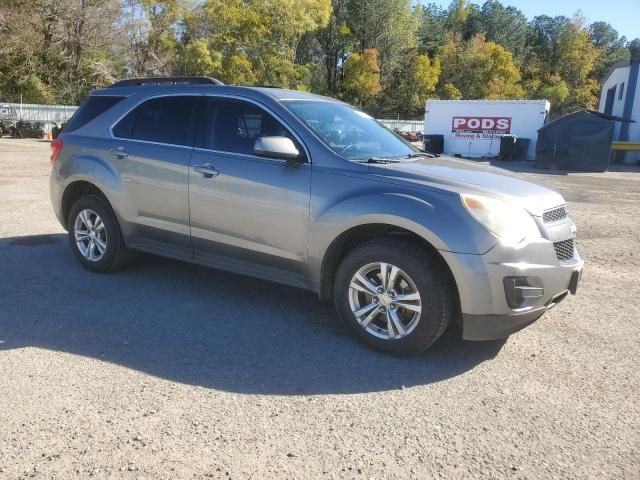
[407,151,439,159]
[354,157,402,164]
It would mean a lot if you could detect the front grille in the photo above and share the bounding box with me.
[543,206,568,223]
[554,239,575,261]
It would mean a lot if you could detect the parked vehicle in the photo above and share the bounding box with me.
[393,128,419,142]
[0,104,17,135]
[49,77,583,355]
[12,120,45,138]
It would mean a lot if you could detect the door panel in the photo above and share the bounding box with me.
[109,95,199,253]
[188,97,311,285]
[110,140,193,251]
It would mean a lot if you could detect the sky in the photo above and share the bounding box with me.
[426,0,639,40]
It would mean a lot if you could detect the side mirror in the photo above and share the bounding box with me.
[254,136,302,161]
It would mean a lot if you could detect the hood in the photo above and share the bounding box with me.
[367,156,565,217]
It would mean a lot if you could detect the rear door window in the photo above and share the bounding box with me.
[65,95,125,132]
[113,95,199,147]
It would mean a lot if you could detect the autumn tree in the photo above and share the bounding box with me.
[345,0,419,84]
[0,0,634,119]
[342,48,382,106]
[180,39,222,76]
[125,0,182,76]
[196,0,330,87]
[554,17,599,113]
[438,34,523,100]
[0,0,125,103]
[382,54,440,116]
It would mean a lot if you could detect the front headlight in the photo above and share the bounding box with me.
[461,194,541,244]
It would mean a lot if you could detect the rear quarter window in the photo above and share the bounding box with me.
[64,96,125,133]
[112,96,198,146]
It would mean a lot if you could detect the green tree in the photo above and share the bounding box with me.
[630,39,640,61]
[346,0,419,82]
[523,14,600,116]
[554,17,599,113]
[447,0,471,34]
[382,54,440,116]
[589,22,629,82]
[438,34,523,99]
[539,75,570,106]
[199,0,330,87]
[315,0,353,94]
[418,4,447,56]
[478,1,528,63]
[180,39,222,76]
[342,48,382,105]
[222,53,257,85]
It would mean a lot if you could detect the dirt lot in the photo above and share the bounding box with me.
[0,139,638,479]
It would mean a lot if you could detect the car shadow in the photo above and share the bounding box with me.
[0,234,506,395]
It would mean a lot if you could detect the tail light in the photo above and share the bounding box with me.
[50,137,63,166]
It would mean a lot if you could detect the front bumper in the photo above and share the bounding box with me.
[462,309,546,341]
[440,233,583,341]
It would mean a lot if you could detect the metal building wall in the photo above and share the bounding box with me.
[3,103,78,123]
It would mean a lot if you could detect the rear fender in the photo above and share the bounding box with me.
[57,153,129,229]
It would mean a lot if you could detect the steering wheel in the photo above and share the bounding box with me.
[339,144,357,155]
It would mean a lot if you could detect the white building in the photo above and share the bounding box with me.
[424,100,550,160]
[598,60,640,163]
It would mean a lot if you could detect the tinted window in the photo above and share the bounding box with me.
[65,96,125,132]
[113,96,198,146]
[203,98,301,157]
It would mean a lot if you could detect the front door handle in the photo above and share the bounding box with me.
[109,147,128,159]
[193,164,219,178]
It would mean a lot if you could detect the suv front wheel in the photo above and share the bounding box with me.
[333,238,453,355]
[67,194,132,273]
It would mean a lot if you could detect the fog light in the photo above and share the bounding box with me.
[503,276,544,309]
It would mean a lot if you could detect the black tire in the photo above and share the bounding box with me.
[333,238,453,355]
[67,194,132,273]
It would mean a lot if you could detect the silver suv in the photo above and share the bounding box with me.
[50,77,583,355]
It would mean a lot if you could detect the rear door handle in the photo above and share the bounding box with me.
[193,164,219,178]
[109,147,128,159]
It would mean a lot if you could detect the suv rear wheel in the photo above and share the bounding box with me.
[333,238,453,355]
[67,194,132,272]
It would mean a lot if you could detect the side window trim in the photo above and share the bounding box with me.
[109,93,202,149]
[197,93,310,163]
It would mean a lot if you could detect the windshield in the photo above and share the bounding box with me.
[283,100,418,160]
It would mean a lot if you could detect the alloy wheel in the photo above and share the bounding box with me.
[74,209,107,262]
[348,262,422,340]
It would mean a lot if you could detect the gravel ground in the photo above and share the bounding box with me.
[0,139,638,479]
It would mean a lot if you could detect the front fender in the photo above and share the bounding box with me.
[306,187,496,288]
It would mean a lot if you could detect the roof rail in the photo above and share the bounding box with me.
[109,76,224,87]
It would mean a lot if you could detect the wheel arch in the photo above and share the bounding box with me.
[317,223,461,320]
[61,180,110,228]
